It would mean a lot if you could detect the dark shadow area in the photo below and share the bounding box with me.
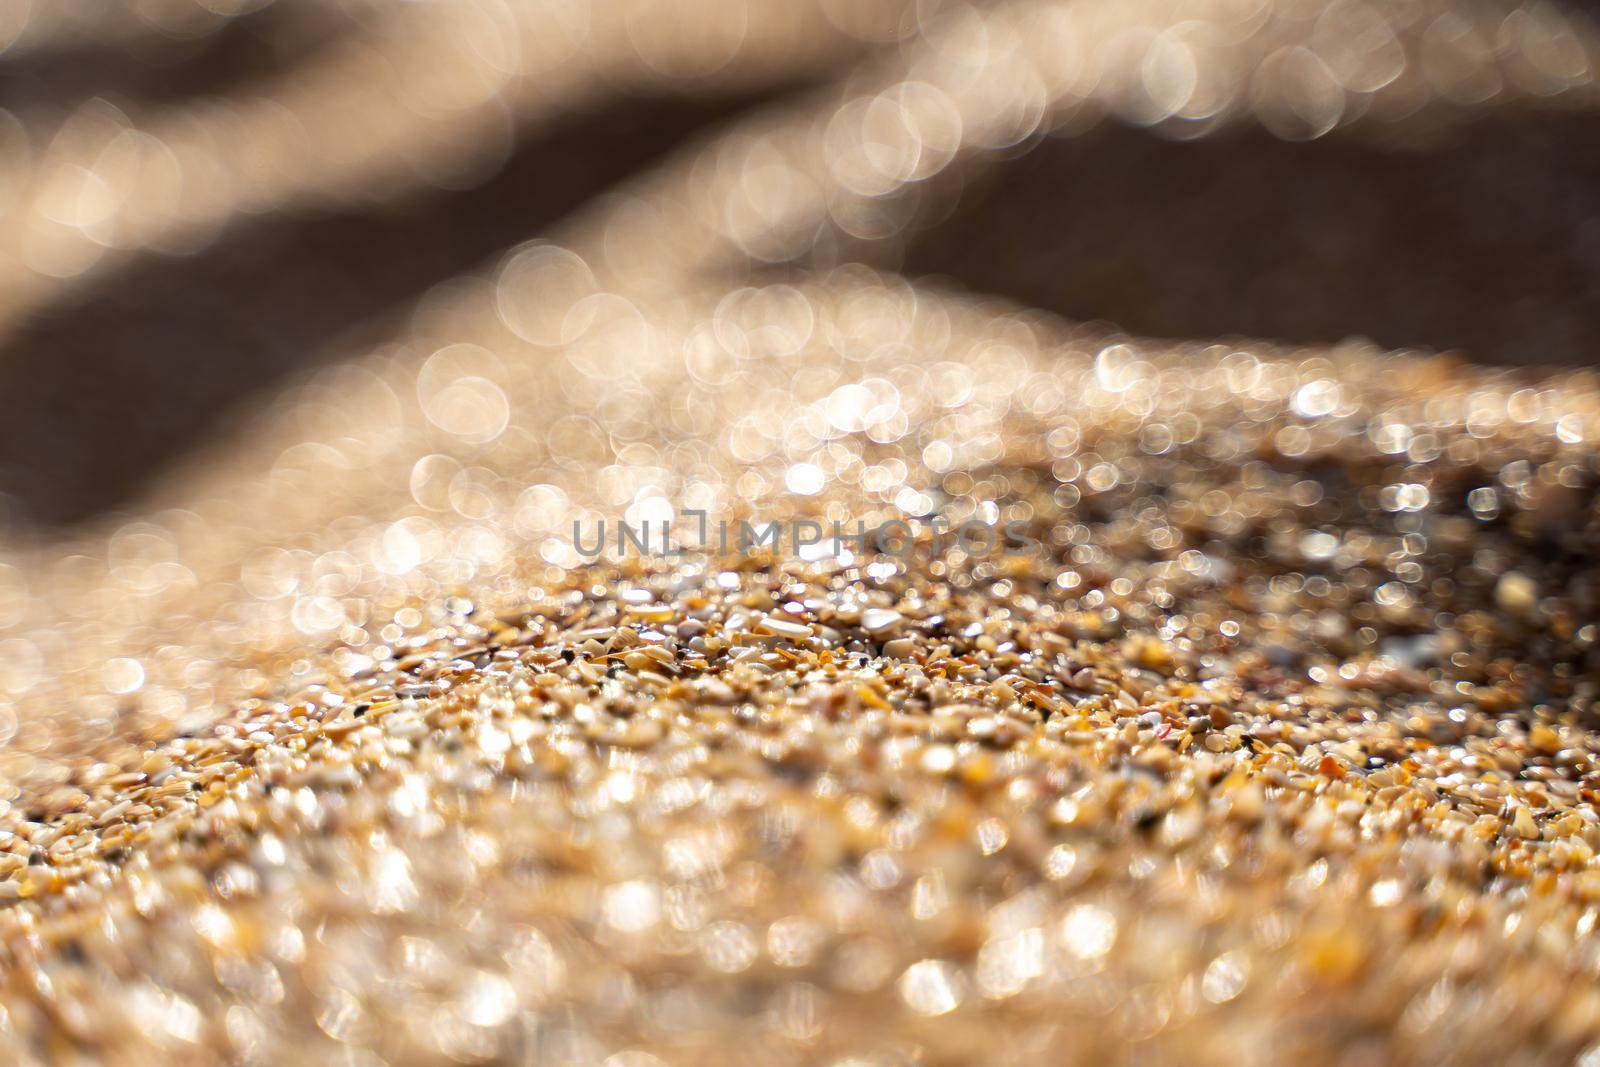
[0,83,808,529]
[0,2,349,120]
[903,112,1600,365]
